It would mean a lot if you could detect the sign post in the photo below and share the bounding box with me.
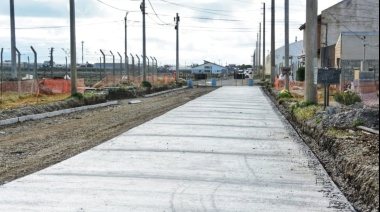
[314,68,341,109]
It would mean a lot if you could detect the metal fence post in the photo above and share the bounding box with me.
[146,56,150,81]
[15,47,21,96]
[110,51,115,80]
[150,56,155,82]
[100,49,106,81]
[1,48,3,102]
[125,54,129,80]
[99,57,102,81]
[118,52,122,83]
[136,54,140,82]
[31,46,37,79]
[153,57,157,78]
[130,53,135,79]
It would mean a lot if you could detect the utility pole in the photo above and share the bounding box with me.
[50,47,54,78]
[70,0,77,94]
[81,41,84,65]
[305,0,318,103]
[285,0,290,90]
[10,0,17,79]
[256,38,258,73]
[262,3,266,80]
[175,13,180,81]
[259,23,261,78]
[141,0,147,81]
[271,0,275,84]
[125,12,129,78]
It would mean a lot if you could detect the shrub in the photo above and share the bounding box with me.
[334,91,362,105]
[71,92,84,99]
[277,89,293,99]
[296,67,305,82]
[290,101,320,121]
[293,105,321,121]
[140,81,152,89]
[106,87,135,100]
[353,120,364,127]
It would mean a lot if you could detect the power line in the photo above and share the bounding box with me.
[147,0,172,25]
[95,0,139,12]
[1,20,124,30]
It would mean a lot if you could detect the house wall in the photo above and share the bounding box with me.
[341,34,379,60]
[320,0,379,47]
[340,59,379,82]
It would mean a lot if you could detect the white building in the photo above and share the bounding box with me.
[191,61,227,74]
[265,40,304,77]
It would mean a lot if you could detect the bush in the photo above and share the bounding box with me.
[296,67,305,82]
[140,81,152,89]
[277,89,293,99]
[290,101,320,121]
[293,105,321,121]
[106,87,136,100]
[334,91,362,105]
[71,92,84,99]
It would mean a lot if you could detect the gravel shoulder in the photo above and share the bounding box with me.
[262,86,379,212]
[0,87,216,185]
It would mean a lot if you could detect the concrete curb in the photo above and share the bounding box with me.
[0,101,118,126]
[143,87,188,98]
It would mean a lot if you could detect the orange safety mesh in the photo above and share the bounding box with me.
[42,79,85,94]
[0,80,39,94]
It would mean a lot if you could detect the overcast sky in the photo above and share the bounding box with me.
[0,0,343,66]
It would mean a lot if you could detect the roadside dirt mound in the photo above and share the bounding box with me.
[263,87,379,212]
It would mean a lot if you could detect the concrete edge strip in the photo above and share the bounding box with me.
[143,87,188,98]
[0,101,118,126]
[357,126,379,135]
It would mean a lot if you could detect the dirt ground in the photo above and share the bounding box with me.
[0,87,216,185]
[263,87,379,212]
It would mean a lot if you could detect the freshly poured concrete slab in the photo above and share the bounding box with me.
[0,87,354,211]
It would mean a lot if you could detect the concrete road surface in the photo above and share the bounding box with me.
[0,87,354,212]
